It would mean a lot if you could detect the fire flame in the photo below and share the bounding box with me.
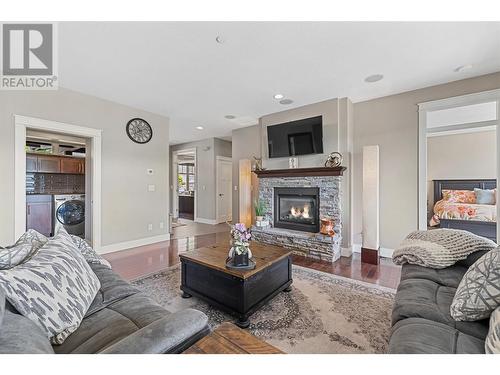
[290,204,311,219]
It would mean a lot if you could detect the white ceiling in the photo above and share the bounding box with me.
[58,22,500,144]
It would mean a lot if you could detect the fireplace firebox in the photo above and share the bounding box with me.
[273,187,320,233]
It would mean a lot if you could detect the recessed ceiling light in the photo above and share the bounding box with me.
[273,94,284,100]
[364,74,384,83]
[454,64,473,73]
[279,99,294,105]
[215,36,224,44]
[224,115,236,120]
[195,126,204,130]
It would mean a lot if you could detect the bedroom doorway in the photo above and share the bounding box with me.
[418,89,500,242]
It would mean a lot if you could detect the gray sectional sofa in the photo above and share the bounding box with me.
[0,263,210,354]
[389,250,490,354]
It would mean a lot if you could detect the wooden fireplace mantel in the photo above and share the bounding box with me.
[253,166,346,178]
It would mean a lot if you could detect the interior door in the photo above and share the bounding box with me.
[216,159,233,223]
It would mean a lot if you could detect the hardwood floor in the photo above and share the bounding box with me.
[103,225,401,289]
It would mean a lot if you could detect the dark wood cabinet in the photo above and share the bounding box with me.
[60,157,84,174]
[26,154,85,174]
[26,155,38,172]
[26,195,53,237]
[179,196,194,220]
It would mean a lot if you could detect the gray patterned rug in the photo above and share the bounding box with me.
[132,264,395,354]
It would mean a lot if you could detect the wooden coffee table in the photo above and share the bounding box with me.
[179,241,293,328]
[184,322,283,354]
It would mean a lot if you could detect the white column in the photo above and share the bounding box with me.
[362,145,380,250]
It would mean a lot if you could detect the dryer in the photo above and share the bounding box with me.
[53,194,85,237]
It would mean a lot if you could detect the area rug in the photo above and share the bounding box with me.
[132,265,395,354]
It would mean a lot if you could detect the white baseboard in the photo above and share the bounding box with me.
[98,233,171,255]
[352,243,394,258]
[195,217,218,225]
[341,246,353,257]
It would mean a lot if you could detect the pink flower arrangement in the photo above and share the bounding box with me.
[230,223,252,255]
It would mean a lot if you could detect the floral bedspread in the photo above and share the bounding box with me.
[430,200,497,226]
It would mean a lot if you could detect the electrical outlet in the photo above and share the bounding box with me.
[148,223,153,231]
[159,221,164,229]
[234,185,238,191]
[148,184,156,192]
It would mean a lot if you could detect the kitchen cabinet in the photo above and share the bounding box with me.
[26,195,53,237]
[26,155,38,172]
[26,154,85,174]
[37,155,61,173]
[60,157,85,174]
[179,195,194,220]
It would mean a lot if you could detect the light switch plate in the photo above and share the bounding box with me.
[148,184,156,192]
[148,223,153,231]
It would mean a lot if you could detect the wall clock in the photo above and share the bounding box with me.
[126,118,153,144]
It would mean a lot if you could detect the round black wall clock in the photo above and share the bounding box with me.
[126,118,153,144]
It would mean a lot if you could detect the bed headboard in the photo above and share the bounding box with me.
[433,179,497,203]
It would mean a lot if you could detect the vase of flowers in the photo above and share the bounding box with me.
[228,223,252,267]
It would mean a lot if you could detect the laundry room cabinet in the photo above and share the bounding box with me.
[26,154,85,174]
[26,195,53,237]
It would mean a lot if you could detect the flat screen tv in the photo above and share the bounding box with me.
[267,116,323,158]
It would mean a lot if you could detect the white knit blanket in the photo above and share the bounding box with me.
[392,229,497,269]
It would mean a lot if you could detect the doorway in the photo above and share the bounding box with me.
[216,156,232,223]
[418,89,500,242]
[172,148,197,222]
[14,115,102,250]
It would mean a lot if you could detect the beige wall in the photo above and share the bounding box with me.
[170,137,231,222]
[427,130,497,216]
[353,71,500,250]
[0,87,170,247]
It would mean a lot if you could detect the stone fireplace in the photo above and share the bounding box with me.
[252,167,346,262]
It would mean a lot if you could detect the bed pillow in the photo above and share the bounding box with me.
[450,246,500,321]
[0,228,100,344]
[475,188,496,205]
[442,189,476,204]
[486,306,500,354]
[0,229,48,270]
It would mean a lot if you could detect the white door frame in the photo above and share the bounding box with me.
[14,115,102,250]
[417,89,500,241]
[171,147,197,221]
[216,156,233,224]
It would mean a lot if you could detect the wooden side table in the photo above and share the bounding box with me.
[184,322,283,354]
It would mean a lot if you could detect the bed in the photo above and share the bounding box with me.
[431,179,497,242]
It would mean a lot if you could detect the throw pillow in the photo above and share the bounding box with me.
[450,246,500,321]
[70,235,111,268]
[0,228,100,344]
[0,288,4,329]
[442,189,476,204]
[393,229,497,269]
[485,307,500,354]
[474,188,497,205]
[0,229,48,270]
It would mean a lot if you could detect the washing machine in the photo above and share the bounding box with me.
[54,194,85,237]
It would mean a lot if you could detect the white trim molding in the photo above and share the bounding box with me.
[352,243,393,258]
[14,115,102,251]
[98,233,171,255]
[194,218,218,225]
